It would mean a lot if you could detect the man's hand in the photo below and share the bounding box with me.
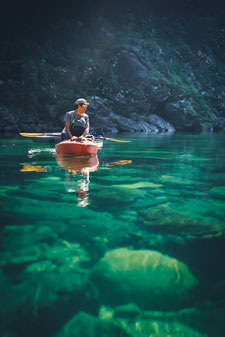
[86,135,95,141]
[79,136,86,142]
[70,136,78,141]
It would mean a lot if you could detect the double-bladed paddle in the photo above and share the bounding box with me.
[20,132,61,137]
[19,133,131,143]
[95,136,131,143]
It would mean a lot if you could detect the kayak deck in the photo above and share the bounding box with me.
[55,139,98,156]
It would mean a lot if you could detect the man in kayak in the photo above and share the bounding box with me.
[61,98,90,140]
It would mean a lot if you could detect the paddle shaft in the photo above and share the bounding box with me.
[20,133,131,143]
[20,132,61,137]
[103,137,131,143]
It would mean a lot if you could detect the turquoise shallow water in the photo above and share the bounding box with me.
[1,133,225,337]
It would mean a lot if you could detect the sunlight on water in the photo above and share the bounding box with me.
[0,133,225,337]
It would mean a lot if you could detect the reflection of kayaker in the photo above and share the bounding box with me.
[56,154,99,174]
[57,154,98,208]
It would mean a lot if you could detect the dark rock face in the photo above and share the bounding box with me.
[118,51,157,88]
[1,11,225,134]
[160,100,203,132]
[147,114,175,132]
[88,96,175,134]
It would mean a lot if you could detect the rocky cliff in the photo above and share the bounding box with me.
[0,1,225,134]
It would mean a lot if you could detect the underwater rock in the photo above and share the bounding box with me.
[0,225,57,266]
[54,311,130,337]
[138,204,197,228]
[93,188,137,211]
[114,303,141,319]
[124,317,207,337]
[210,186,225,200]
[138,204,225,238]
[2,225,57,248]
[99,306,114,320]
[12,240,90,309]
[0,226,92,324]
[91,248,198,310]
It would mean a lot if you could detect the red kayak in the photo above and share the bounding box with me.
[55,139,98,156]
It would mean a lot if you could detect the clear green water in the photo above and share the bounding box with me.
[1,133,225,337]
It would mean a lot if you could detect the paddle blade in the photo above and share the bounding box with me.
[20,133,46,137]
[104,137,131,143]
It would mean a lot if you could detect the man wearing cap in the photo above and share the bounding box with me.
[61,98,90,140]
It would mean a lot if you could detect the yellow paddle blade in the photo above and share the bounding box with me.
[104,137,131,143]
[20,133,46,137]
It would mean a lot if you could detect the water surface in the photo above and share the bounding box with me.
[1,133,225,337]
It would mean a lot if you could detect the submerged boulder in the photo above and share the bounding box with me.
[138,203,225,239]
[125,318,207,337]
[91,248,198,310]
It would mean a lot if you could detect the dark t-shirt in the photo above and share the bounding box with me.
[62,110,89,137]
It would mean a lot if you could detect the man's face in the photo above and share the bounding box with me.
[76,104,87,115]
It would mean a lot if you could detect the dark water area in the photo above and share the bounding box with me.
[1,133,225,337]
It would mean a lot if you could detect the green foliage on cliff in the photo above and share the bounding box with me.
[0,3,225,131]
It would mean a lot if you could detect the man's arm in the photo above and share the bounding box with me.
[82,116,89,137]
[65,122,73,139]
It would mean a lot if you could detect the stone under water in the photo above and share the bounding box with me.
[91,248,198,310]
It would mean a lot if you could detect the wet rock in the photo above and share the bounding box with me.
[91,248,198,310]
[54,311,130,337]
[88,96,174,133]
[147,114,175,133]
[88,96,118,133]
[160,99,203,132]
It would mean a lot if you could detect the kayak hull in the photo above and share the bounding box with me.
[56,140,98,156]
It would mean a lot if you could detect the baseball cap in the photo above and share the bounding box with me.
[75,98,89,105]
